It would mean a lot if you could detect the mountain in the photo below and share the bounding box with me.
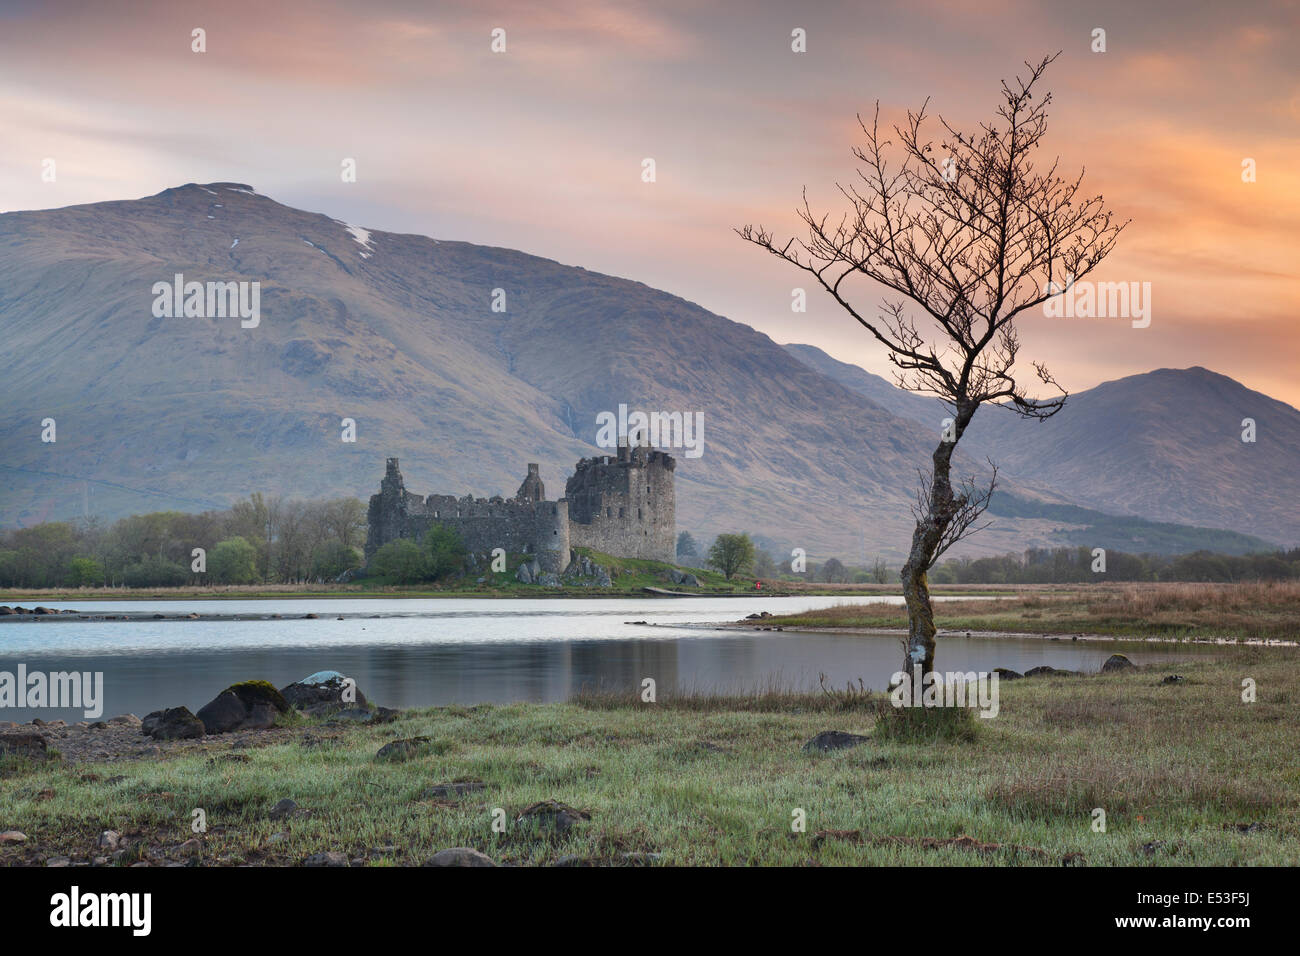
[783,343,943,426]
[0,183,1001,561]
[784,344,1300,547]
[0,184,1286,563]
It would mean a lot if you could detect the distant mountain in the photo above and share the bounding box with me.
[784,344,1300,546]
[783,343,944,426]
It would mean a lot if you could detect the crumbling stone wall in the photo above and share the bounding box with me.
[365,459,570,572]
[364,447,675,572]
[565,444,676,563]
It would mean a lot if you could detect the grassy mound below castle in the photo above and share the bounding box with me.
[357,547,747,595]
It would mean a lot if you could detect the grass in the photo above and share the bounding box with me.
[0,553,1030,601]
[763,580,1300,642]
[0,549,754,600]
[2,644,1297,866]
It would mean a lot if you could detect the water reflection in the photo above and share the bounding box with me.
[0,597,1215,722]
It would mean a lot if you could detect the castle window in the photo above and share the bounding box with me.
[606,508,611,518]
[619,508,625,518]
[638,508,642,520]
[553,530,558,535]
[434,511,439,518]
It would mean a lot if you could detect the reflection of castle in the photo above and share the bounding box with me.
[365,442,676,572]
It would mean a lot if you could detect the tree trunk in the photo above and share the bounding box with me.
[900,401,977,676]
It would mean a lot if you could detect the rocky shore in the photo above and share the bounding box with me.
[0,670,395,764]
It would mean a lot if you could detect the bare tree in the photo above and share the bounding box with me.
[739,54,1126,675]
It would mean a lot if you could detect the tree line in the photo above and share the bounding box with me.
[0,495,366,588]
[929,546,1300,584]
[679,531,1300,585]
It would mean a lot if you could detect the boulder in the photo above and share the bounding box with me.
[516,561,534,584]
[0,831,28,844]
[1101,654,1135,673]
[141,707,205,740]
[665,568,701,587]
[561,555,613,588]
[0,731,52,759]
[993,667,1023,680]
[302,851,349,867]
[1022,666,1078,678]
[424,847,495,867]
[280,670,367,712]
[196,681,288,735]
[538,572,561,587]
[269,798,298,821]
[376,736,432,762]
[802,730,870,753]
[516,800,590,835]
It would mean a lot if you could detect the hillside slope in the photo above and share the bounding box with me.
[784,344,1300,545]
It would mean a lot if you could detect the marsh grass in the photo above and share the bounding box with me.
[873,704,981,744]
[767,580,1300,641]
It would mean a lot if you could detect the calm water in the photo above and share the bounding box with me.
[0,596,1212,721]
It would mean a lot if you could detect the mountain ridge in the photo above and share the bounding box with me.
[783,343,1300,546]
[0,184,1291,560]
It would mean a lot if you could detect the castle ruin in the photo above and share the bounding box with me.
[365,442,676,572]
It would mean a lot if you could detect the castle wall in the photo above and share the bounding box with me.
[365,460,570,572]
[366,450,672,572]
[565,446,676,563]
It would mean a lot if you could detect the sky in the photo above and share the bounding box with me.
[2,0,1298,403]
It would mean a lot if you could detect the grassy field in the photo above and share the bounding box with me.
[764,581,1300,642]
[2,644,1296,866]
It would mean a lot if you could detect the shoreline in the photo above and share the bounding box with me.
[0,584,1042,602]
[712,620,1300,647]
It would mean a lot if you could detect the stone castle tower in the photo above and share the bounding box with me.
[565,442,676,564]
[364,443,675,571]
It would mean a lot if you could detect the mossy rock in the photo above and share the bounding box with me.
[225,680,289,713]
[376,736,433,762]
[196,681,288,734]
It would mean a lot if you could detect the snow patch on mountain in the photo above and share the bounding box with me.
[342,223,374,258]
